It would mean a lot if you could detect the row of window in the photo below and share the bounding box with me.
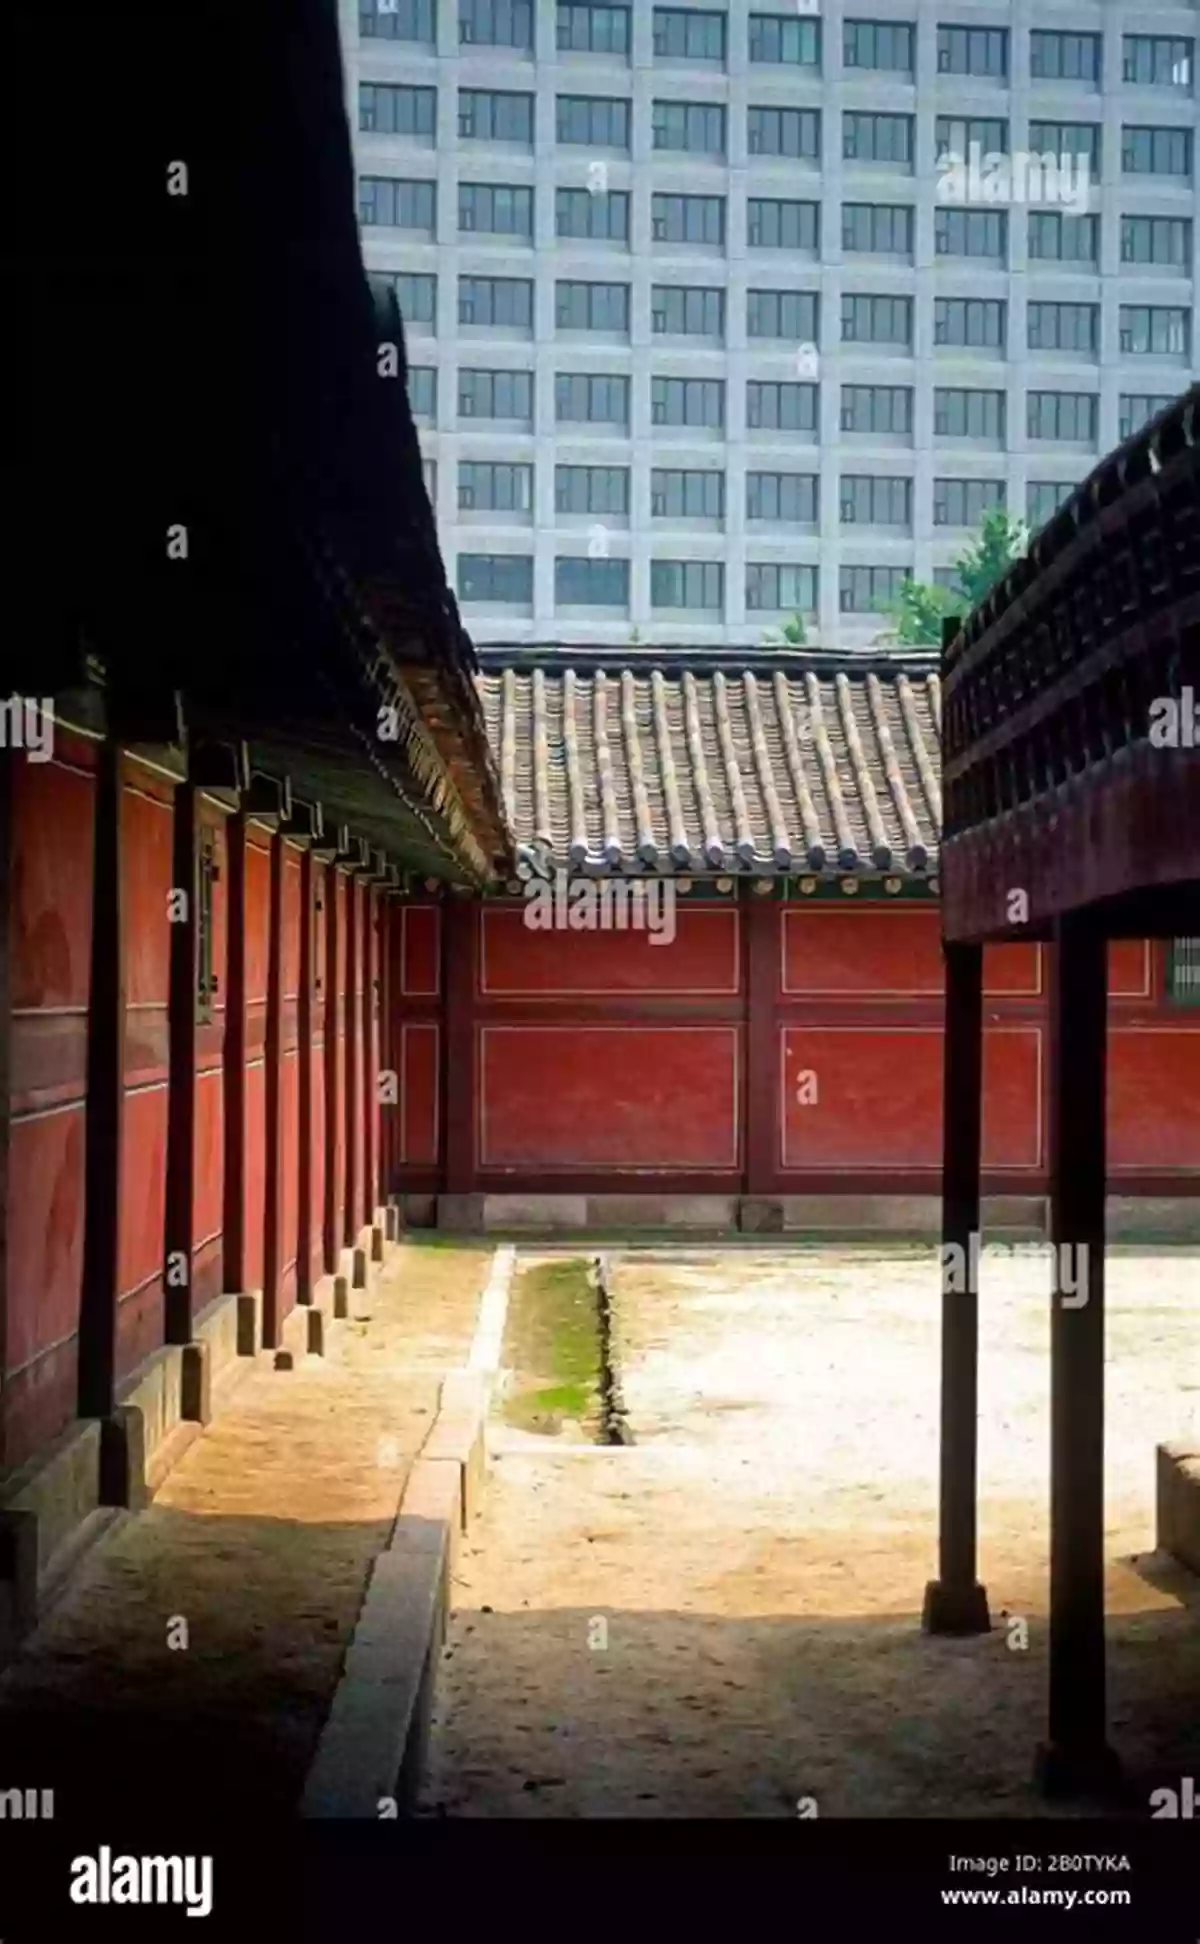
[363,88,1195,182]
[362,183,1199,254]
[362,3,1195,93]
[413,368,1178,441]
[393,274,1195,355]
[438,460,1106,529]
[457,551,1098,611]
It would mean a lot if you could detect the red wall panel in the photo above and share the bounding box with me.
[781,908,1040,998]
[243,1060,266,1291]
[11,756,94,1012]
[193,1065,224,1246]
[479,1025,740,1170]
[400,1022,439,1166]
[480,904,739,995]
[122,784,173,1013]
[1109,940,1152,999]
[780,1025,1042,1172]
[4,749,95,1463]
[401,905,440,996]
[116,1083,169,1378]
[6,1107,87,1377]
[1107,1029,1200,1170]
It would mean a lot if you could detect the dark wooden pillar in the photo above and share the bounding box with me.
[0,749,13,1465]
[297,848,314,1301]
[1035,914,1121,1796]
[743,888,778,1207]
[322,866,343,1273]
[923,939,990,1634]
[361,882,376,1227]
[343,873,359,1249]
[164,779,197,1344]
[262,830,284,1347]
[379,892,397,1206]
[78,741,124,1422]
[442,894,475,1198]
[222,811,247,1293]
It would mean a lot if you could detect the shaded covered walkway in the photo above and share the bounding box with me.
[0,1243,488,1823]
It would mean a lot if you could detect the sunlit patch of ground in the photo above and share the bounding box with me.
[421,1244,1200,1818]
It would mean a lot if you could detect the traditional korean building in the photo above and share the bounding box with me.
[0,0,509,1654]
[3,0,1198,1679]
[390,645,1200,1235]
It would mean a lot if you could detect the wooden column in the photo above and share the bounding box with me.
[297,848,314,1301]
[164,779,197,1344]
[361,881,377,1228]
[379,892,398,1207]
[78,741,124,1422]
[262,829,284,1347]
[1035,914,1121,1796]
[442,893,475,1198]
[343,873,359,1250]
[0,752,11,1465]
[743,888,779,1209]
[322,867,344,1273]
[923,938,990,1634]
[222,811,247,1293]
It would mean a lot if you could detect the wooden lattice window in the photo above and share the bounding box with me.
[1166,938,1200,1005]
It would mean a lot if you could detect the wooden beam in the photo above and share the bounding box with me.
[1035,914,1123,1799]
[923,940,990,1635]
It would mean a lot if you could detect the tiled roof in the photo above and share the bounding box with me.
[477,657,942,877]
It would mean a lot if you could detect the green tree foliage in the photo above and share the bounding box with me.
[954,506,1030,610]
[881,507,1029,645]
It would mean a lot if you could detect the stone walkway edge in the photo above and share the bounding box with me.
[300,1244,516,1819]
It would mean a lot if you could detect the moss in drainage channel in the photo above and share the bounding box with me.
[500,1258,605,1439]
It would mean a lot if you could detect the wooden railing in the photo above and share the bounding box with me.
[942,385,1200,845]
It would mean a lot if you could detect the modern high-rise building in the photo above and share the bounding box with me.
[339,0,1200,646]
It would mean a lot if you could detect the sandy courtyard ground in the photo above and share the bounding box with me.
[420,1243,1200,1818]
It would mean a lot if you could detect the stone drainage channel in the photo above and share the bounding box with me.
[496,1251,634,1447]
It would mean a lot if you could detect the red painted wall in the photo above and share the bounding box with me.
[388,897,1200,1198]
[2,734,95,1465]
[117,760,174,1383]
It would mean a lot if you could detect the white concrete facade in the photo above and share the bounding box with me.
[339,0,1200,647]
